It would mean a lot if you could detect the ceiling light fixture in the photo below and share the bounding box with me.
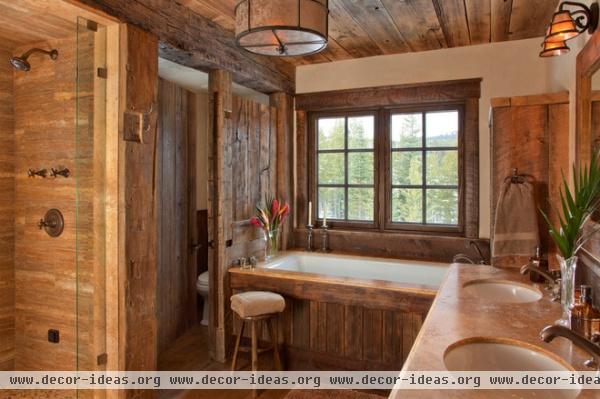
[540,1,599,57]
[235,0,329,57]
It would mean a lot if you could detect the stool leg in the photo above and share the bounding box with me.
[268,318,282,371]
[251,320,258,372]
[231,319,245,371]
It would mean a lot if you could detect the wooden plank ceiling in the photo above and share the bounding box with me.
[182,0,559,65]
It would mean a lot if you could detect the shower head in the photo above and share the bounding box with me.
[9,48,58,71]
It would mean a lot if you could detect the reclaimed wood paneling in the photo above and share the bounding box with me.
[13,36,81,372]
[120,24,159,385]
[490,94,569,268]
[0,49,15,371]
[282,299,425,370]
[178,0,556,65]
[432,0,471,48]
[156,78,198,355]
[270,93,294,250]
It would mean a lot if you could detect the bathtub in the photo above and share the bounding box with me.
[229,251,449,370]
[262,251,448,289]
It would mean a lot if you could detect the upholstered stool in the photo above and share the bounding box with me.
[230,291,285,372]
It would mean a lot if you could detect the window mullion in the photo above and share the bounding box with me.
[421,112,427,225]
[344,117,349,221]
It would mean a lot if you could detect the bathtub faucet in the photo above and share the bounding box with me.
[306,224,314,252]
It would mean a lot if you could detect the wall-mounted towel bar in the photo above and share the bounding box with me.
[505,168,533,184]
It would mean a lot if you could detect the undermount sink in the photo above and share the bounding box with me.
[444,338,580,399]
[463,278,542,303]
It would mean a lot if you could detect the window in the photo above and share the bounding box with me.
[310,104,464,233]
[390,110,460,226]
[316,113,376,223]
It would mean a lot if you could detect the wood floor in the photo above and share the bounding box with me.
[158,324,290,399]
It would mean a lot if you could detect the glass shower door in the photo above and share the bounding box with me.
[75,15,108,393]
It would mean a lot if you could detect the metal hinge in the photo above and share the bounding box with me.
[87,20,98,32]
[97,353,108,366]
[97,68,108,79]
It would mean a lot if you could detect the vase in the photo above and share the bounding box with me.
[263,229,279,261]
[557,255,578,327]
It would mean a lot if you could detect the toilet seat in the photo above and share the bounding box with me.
[197,271,209,290]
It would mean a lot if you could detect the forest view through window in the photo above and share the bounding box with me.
[391,111,459,225]
[314,106,462,231]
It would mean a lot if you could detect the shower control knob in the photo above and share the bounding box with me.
[38,209,64,238]
[28,168,47,178]
[50,167,70,178]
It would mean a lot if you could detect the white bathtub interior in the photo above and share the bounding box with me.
[263,252,448,288]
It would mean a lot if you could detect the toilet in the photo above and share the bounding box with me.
[196,271,209,326]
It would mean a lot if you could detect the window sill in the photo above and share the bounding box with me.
[292,227,489,263]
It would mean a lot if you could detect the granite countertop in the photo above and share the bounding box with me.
[390,264,595,399]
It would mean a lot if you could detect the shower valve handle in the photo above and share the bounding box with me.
[50,167,70,178]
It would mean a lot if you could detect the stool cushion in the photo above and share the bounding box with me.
[231,291,285,318]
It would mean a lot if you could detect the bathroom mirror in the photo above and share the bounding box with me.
[576,31,600,165]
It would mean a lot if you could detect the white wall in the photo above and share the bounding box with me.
[296,38,556,239]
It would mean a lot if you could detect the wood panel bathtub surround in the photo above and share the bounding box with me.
[120,24,159,382]
[0,48,15,371]
[294,79,482,262]
[230,268,433,370]
[156,78,198,355]
[490,93,570,269]
[75,0,295,94]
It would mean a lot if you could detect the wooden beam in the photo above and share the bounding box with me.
[75,0,295,94]
[490,0,512,42]
[490,92,570,108]
[119,23,159,397]
[208,69,233,363]
[295,79,482,111]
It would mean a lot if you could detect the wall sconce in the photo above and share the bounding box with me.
[540,1,599,57]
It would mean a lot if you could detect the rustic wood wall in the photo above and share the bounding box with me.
[119,25,159,389]
[490,93,570,269]
[156,78,198,355]
[0,49,15,371]
[207,69,279,361]
[227,95,278,261]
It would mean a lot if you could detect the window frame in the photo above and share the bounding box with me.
[308,102,466,235]
[309,109,380,230]
[384,103,465,234]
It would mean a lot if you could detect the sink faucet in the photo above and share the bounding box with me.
[520,258,557,290]
[540,325,600,370]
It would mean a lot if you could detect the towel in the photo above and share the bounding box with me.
[492,180,540,267]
